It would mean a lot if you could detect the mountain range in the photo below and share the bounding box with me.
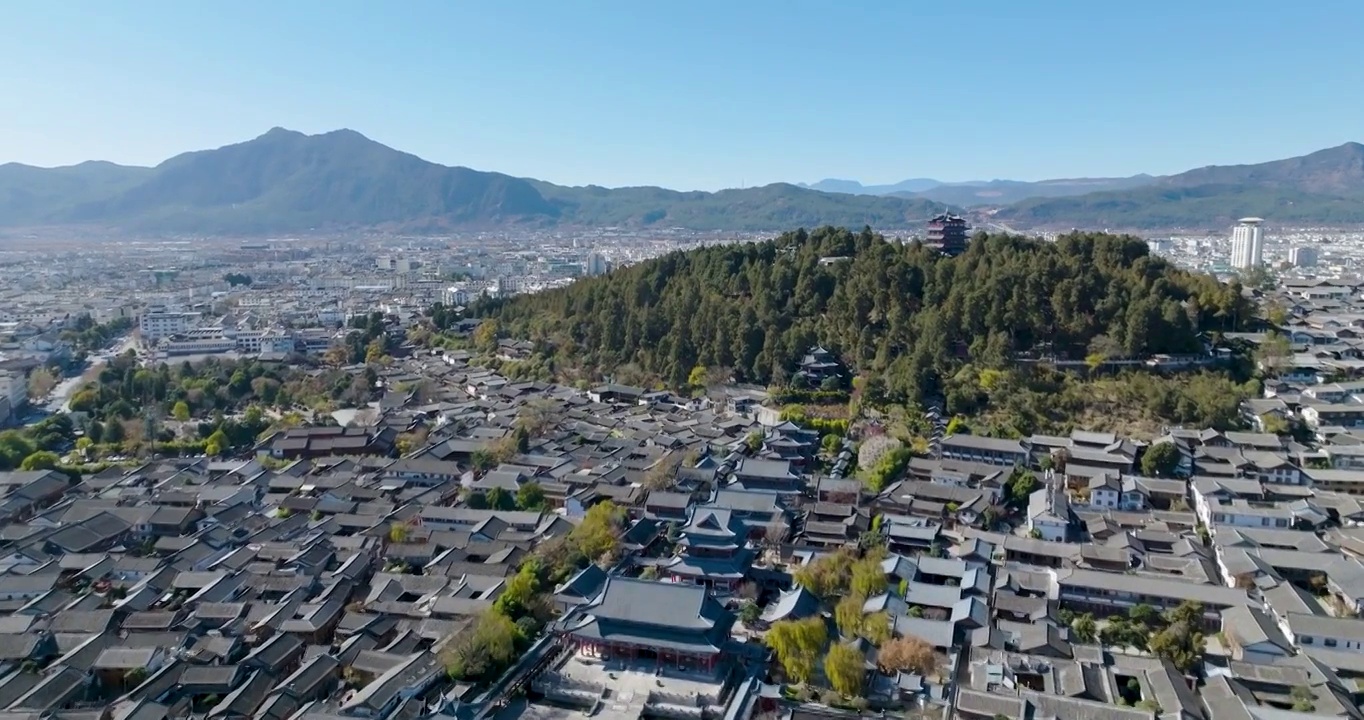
[800,175,1157,206]
[994,142,1364,228]
[1,128,1362,234]
[809,143,1364,229]
[0,128,946,234]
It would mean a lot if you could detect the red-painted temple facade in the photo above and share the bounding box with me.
[559,577,735,673]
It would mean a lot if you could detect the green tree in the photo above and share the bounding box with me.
[365,338,388,364]
[1008,470,1039,505]
[1148,618,1205,674]
[765,617,827,685]
[792,550,854,600]
[172,401,191,421]
[19,451,59,471]
[862,446,912,492]
[472,320,499,354]
[570,501,626,562]
[850,555,887,599]
[205,429,229,456]
[493,561,542,619]
[486,486,516,511]
[468,490,496,509]
[1141,442,1182,478]
[824,643,865,698]
[0,433,36,469]
[1101,617,1151,652]
[1129,603,1159,627]
[861,611,892,645]
[388,521,410,544]
[739,601,761,625]
[516,482,547,510]
[102,420,125,444]
[835,595,866,638]
[443,609,522,680]
[1071,614,1097,643]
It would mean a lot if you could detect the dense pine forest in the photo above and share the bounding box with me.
[476,227,1254,408]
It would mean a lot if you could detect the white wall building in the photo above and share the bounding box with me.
[1229,218,1265,270]
[0,371,27,411]
[138,307,196,341]
[442,286,469,307]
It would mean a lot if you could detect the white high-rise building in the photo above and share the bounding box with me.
[584,252,609,276]
[1229,218,1265,270]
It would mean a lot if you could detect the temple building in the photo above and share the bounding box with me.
[660,507,755,591]
[557,577,736,672]
[925,213,971,256]
[795,346,840,387]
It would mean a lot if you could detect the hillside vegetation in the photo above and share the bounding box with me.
[533,182,947,231]
[479,226,1254,406]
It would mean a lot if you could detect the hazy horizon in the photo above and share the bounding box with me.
[3,1,1362,191]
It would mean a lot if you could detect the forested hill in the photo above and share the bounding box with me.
[477,226,1254,399]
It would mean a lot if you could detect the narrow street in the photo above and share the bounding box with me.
[43,334,136,413]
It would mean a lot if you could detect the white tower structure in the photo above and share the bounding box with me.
[1229,217,1264,270]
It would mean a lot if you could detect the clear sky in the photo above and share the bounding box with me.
[2,1,1361,191]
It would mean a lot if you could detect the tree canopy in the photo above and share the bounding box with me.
[792,549,855,600]
[765,617,828,685]
[1141,442,1183,477]
[877,636,937,675]
[824,643,866,698]
[478,227,1253,400]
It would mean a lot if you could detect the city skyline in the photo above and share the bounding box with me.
[3,1,1362,191]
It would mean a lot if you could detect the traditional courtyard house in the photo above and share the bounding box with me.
[940,435,1031,468]
[729,457,801,493]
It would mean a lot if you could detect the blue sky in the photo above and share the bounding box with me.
[2,1,1361,190]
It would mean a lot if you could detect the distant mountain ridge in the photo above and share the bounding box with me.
[800,178,942,195]
[800,174,1160,206]
[0,128,948,234]
[996,142,1364,228]
[2,130,1362,233]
